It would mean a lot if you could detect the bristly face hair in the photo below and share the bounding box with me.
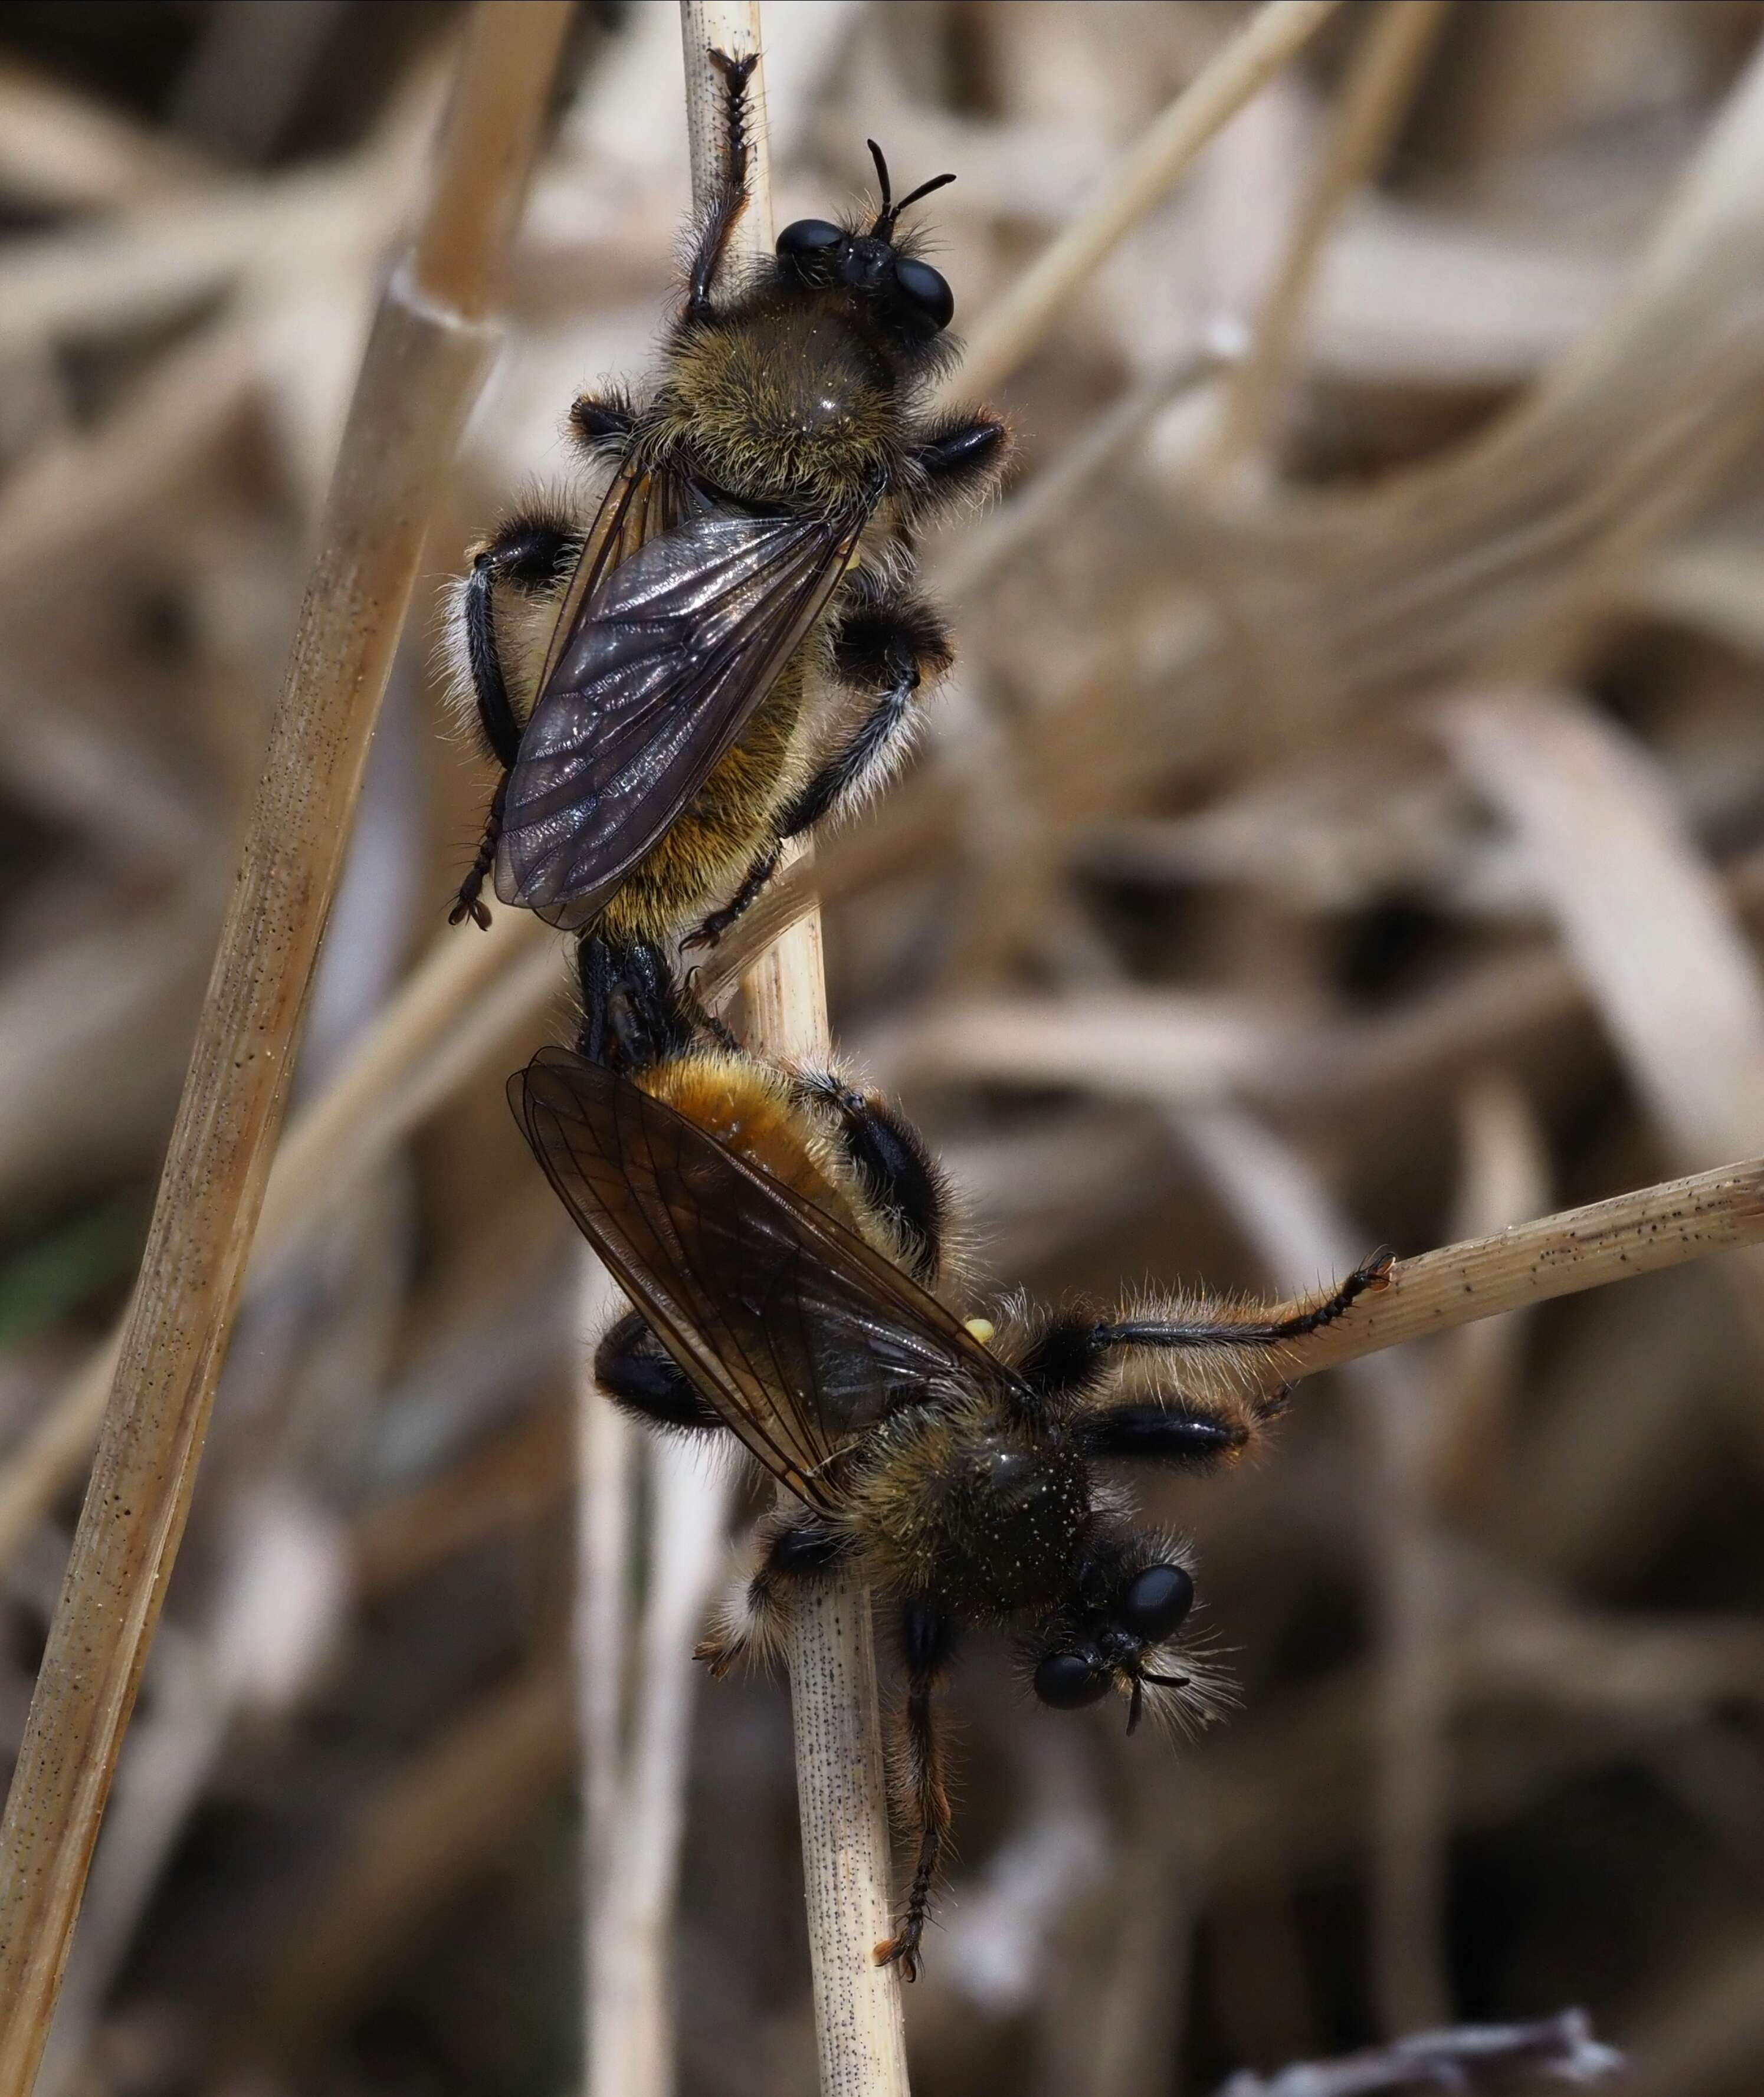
[509,997,1394,1981]
[445,47,1011,1079]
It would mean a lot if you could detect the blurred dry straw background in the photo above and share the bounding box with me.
[4,1,1764,2092]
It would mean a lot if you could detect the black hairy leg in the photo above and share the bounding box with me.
[875,1603,957,1981]
[1077,1403,1251,1470]
[450,774,509,931]
[686,50,759,321]
[575,931,696,1074]
[450,514,578,928]
[1020,1249,1395,1402]
[679,587,947,956]
[785,580,953,835]
[460,516,578,767]
[791,1072,946,1282]
[678,840,779,953]
[775,664,916,834]
[694,1512,848,1677]
[912,412,1012,510]
[567,390,637,454]
[784,579,947,839]
[1098,1248,1394,1353]
[595,1309,726,1433]
[680,583,953,953]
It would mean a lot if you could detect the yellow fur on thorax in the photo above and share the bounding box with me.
[656,326,899,510]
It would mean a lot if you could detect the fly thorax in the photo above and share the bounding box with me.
[667,310,898,504]
[856,1420,1090,1619]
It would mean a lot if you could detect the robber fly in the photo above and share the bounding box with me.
[510,984,1391,1977]
[450,48,1008,1065]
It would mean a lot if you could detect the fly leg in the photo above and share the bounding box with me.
[595,1310,728,1433]
[1019,1252,1395,1462]
[450,773,509,931]
[450,514,578,927]
[781,580,954,838]
[678,580,954,953]
[875,1603,957,1981]
[684,49,759,322]
[567,392,637,455]
[694,1512,848,1676]
[788,1072,948,1284]
[678,841,779,953]
[910,412,1012,513]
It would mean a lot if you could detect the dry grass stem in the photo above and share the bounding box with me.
[578,1255,637,2097]
[1214,2011,1622,2097]
[1288,1151,1764,1379]
[678,5,909,2090]
[0,8,570,2086]
[0,904,559,1577]
[947,0,1344,406]
[1209,0,1452,470]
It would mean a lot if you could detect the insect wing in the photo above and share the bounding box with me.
[512,1048,1006,1513]
[527,455,690,705]
[497,490,864,930]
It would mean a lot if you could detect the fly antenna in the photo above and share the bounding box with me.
[893,170,957,218]
[867,139,893,234]
[868,139,955,238]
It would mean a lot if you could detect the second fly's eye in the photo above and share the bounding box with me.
[1034,1651,1110,1710]
[1119,1563,1195,1643]
[893,256,954,333]
[778,219,845,272]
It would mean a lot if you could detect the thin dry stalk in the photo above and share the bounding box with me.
[678,5,909,2091]
[1170,1107,1452,2034]
[252,1664,575,2057]
[1287,1151,1764,1379]
[0,60,205,209]
[579,1254,637,2097]
[596,1440,733,2097]
[947,0,1345,406]
[1214,2012,1621,2097]
[0,8,572,2088]
[0,904,559,1576]
[1208,0,1452,470]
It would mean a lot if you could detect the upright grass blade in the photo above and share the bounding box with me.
[0,9,571,2089]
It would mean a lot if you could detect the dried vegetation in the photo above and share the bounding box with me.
[3,3,1764,2095]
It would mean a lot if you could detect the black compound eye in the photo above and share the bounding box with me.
[893,256,953,332]
[777,219,845,268]
[1119,1564,1194,1642]
[1034,1651,1110,1710]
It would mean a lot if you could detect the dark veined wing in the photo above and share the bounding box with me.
[511,1046,1011,1516]
[496,464,868,930]
[525,452,693,706]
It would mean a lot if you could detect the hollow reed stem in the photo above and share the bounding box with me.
[0,8,570,2089]
[676,5,911,2091]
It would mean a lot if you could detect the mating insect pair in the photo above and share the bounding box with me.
[510,954,1391,1978]
[448,49,1008,1066]
[467,43,1391,1979]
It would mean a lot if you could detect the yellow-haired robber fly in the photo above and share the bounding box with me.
[450,49,1008,1066]
[510,996,1390,1977]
